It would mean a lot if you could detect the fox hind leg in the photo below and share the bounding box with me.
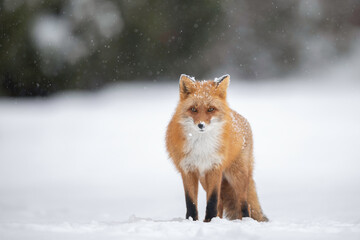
[222,168,250,220]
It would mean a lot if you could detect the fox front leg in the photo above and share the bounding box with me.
[200,168,222,222]
[181,171,199,220]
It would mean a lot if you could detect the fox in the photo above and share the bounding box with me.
[166,74,268,222]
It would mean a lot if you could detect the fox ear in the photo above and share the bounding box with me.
[179,74,196,100]
[214,74,230,99]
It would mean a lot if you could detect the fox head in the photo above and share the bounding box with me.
[177,74,230,133]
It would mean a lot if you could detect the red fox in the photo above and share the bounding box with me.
[166,74,268,222]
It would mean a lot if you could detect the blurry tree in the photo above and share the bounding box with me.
[216,0,360,78]
[0,0,72,96]
[0,0,359,97]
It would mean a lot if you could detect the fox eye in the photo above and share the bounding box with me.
[191,107,197,112]
[208,107,215,112]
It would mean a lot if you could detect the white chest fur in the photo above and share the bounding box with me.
[180,118,224,175]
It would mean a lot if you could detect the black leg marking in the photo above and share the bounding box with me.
[185,193,198,220]
[241,201,250,218]
[204,191,218,222]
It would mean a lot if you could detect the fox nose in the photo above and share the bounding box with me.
[198,123,205,129]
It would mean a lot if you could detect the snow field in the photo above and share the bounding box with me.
[1,64,360,239]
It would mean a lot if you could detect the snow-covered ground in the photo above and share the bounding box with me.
[1,60,360,239]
